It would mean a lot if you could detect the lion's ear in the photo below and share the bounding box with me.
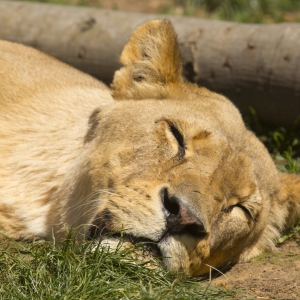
[111,19,184,100]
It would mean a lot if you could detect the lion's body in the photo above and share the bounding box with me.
[1,20,300,276]
[0,40,113,239]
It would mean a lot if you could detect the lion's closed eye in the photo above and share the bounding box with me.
[226,203,257,222]
[168,123,185,157]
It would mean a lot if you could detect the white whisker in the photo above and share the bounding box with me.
[203,263,228,282]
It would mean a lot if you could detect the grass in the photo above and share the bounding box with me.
[15,0,300,23]
[244,108,300,174]
[165,0,300,23]
[17,0,103,7]
[0,236,236,299]
[278,223,300,245]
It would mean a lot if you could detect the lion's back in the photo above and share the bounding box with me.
[0,40,113,239]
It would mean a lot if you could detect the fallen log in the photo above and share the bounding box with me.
[0,1,299,127]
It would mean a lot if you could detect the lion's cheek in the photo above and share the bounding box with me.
[159,235,209,276]
[209,208,254,254]
[196,209,256,274]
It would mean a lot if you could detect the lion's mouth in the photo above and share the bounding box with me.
[101,230,208,260]
[123,234,162,257]
[88,224,161,257]
[88,219,207,258]
[89,224,210,273]
[88,203,208,263]
[98,232,163,260]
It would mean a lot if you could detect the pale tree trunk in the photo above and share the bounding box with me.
[0,1,300,127]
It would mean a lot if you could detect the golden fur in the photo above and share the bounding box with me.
[0,20,300,276]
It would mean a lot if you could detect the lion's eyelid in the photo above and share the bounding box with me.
[168,123,185,157]
[231,203,257,223]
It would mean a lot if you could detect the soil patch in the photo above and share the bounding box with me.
[212,241,300,300]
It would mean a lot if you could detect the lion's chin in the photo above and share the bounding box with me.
[158,234,210,276]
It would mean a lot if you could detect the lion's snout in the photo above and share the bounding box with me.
[161,188,206,238]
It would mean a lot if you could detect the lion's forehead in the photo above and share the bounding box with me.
[93,100,256,190]
[98,99,245,145]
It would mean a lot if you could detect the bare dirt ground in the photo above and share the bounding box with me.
[212,241,300,300]
[96,1,300,299]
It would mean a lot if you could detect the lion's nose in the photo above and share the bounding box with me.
[161,188,205,237]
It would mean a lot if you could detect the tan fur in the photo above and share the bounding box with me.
[1,20,300,276]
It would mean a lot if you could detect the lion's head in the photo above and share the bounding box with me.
[57,20,300,276]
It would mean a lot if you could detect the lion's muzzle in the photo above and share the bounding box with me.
[161,188,206,239]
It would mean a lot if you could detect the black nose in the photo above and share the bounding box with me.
[161,188,205,237]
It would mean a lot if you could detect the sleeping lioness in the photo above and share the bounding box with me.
[0,19,300,276]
